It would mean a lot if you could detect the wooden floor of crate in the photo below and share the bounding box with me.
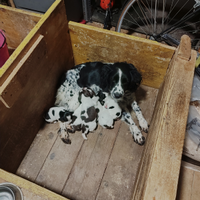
[16,85,158,200]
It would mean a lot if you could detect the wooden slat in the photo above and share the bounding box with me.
[62,122,121,200]
[132,35,196,200]
[0,34,45,108]
[0,170,69,200]
[96,86,158,200]
[69,21,175,89]
[0,4,41,49]
[16,123,59,182]
[0,0,74,173]
[35,131,84,194]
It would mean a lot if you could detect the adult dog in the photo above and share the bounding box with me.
[55,62,148,145]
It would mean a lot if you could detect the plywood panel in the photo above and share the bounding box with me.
[0,4,42,48]
[133,35,196,200]
[69,21,175,89]
[0,0,74,173]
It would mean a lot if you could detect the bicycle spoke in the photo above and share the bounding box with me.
[124,12,149,34]
[170,20,200,33]
[164,0,180,24]
[137,0,152,32]
[167,0,190,25]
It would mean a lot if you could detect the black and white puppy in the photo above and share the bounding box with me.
[44,106,73,143]
[55,62,148,145]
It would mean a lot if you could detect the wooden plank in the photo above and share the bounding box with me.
[96,86,158,200]
[0,170,69,200]
[132,35,196,200]
[191,169,200,200]
[0,0,74,173]
[0,4,41,49]
[69,21,175,89]
[0,34,45,108]
[16,123,59,182]
[62,121,121,200]
[176,166,194,200]
[35,131,84,194]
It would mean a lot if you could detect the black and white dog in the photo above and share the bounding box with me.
[55,62,148,145]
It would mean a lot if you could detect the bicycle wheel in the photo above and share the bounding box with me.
[116,0,200,50]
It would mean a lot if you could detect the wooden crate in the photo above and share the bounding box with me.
[0,0,197,200]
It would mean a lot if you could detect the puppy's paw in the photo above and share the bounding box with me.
[139,119,149,133]
[61,138,72,144]
[82,133,88,140]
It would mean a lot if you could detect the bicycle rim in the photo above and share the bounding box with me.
[116,0,200,50]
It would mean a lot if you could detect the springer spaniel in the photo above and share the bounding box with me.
[55,62,148,145]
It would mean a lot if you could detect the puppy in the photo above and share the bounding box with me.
[96,92,122,129]
[70,91,99,139]
[44,106,73,143]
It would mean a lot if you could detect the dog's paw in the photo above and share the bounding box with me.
[139,118,149,133]
[133,135,145,145]
[130,125,145,145]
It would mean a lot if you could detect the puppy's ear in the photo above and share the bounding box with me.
[59,111,73,122]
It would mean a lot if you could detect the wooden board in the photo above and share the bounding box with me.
[0,4,42,49]
[132,35,197,200]
[0,0,74,173]
[17,85,158,200]
[176,161,200,200]
[69,21,176,89]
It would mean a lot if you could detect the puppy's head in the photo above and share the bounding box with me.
[44,106,73,123]
[109,63,142,101]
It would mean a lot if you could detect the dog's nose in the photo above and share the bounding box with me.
[114,93,122,99]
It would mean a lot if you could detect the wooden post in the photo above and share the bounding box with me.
[132,35,196,200]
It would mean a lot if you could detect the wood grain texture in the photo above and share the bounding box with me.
[0,34,45,108]
[176,161,200,200]
[132,35,196,200]
[0,4,41,49]
[0,0,74,173]
[16,123,59,182]
[35,132,84,194]
[69,21,175,89]
[62,122,121,200]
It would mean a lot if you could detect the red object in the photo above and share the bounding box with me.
[100,0,114,10]
[0,30,9,68]
[80,19,86,24]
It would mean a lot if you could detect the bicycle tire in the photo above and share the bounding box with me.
[116,0,200,50]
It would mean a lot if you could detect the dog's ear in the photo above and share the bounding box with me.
[128,63,142,92]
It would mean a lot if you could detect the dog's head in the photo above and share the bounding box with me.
[109,63,142,101]
[44,106,73,123]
